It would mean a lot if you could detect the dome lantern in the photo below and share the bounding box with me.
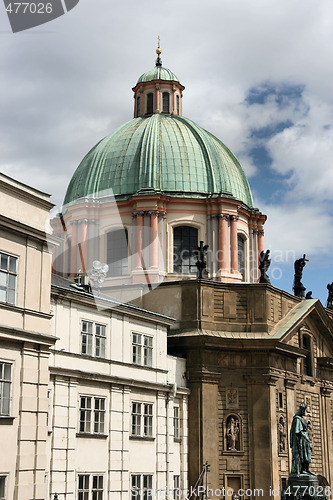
[132,44,185,118]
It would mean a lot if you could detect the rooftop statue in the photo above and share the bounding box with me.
[195,241,209,280]
[327,282,333,310]
[258,249,271,284]
[293,254,308,298]
[290,402,315,477]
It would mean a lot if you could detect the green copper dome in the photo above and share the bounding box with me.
[137,66,179,84]
[64,114,254,208]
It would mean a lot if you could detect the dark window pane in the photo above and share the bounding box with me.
[238,235,245,280]
[147,93,153,114]
[173,226,198,273]
[0,255,8,271]
[163,92,169,113]
[302,335,312,376]
[107,229,128,277]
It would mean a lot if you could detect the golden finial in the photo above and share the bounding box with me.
[155,36,162,67]
[156,35,162,55]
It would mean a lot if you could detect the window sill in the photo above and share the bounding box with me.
[130,435,155,441]
[0,416,15,425]
[76,432,108,439]
[132,362,153,369]
[174,438,181,443]
[221,450,244,455]
[80,353,107,360]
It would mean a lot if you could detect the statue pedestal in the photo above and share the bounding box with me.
[283,474,320,499]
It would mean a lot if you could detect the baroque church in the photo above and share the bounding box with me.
[50,47,333,499]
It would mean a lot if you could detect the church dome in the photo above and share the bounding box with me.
[137,66,179,84]
[64,113,254,208]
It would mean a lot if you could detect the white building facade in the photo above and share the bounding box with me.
[0,173,55,500]
[49,279,189,500]
[0,173,189,500]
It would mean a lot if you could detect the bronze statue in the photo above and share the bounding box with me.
[290,402,314,476]
[195,241,209,279]
[293,255,308,298]
[259,249,271,284]
[327,283,333,310]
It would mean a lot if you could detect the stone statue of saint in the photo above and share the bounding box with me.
[327,283,333,310]
[290,402,314,476]
[226,417,240,451]
[195,241,209,279]
[293,255,308,298]
[259,249,271,284]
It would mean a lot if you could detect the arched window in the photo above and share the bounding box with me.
[136,96,140,117]
[238,235,245,280]
[147,93,153,114]
[176,95,180,115]
[302,334,313,376]
[173,226,198,274]
[107,229,128,277]
[162,92,170,113]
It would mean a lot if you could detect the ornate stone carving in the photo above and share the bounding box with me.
[226,388,239,409]
[229,215,240,222]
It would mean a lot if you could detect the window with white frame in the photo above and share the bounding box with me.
[131,402,153,438]
[131,474,152,500]
[81,321,106,358]
[0,252,17,305]
[0,362,11,416]
[132,333,152,367]
[174,406,180,440]
[0,475,6,500]
[79,396,105,435]
[78,474,103,500]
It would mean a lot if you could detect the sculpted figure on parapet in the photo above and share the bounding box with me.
[259,249,271,284]
[327,282,333,309]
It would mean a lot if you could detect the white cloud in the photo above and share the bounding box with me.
[257,199,333,259]
[267,93,333,202]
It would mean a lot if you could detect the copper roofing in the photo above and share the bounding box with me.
[64,114,254,208]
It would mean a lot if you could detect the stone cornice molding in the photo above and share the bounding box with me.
[244,373,279,386]
[320,386,332,397]
[132,210,166,218]
[284,377,298,389]
[187,370,221,384]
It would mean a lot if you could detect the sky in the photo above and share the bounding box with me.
[0,0,333,304]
